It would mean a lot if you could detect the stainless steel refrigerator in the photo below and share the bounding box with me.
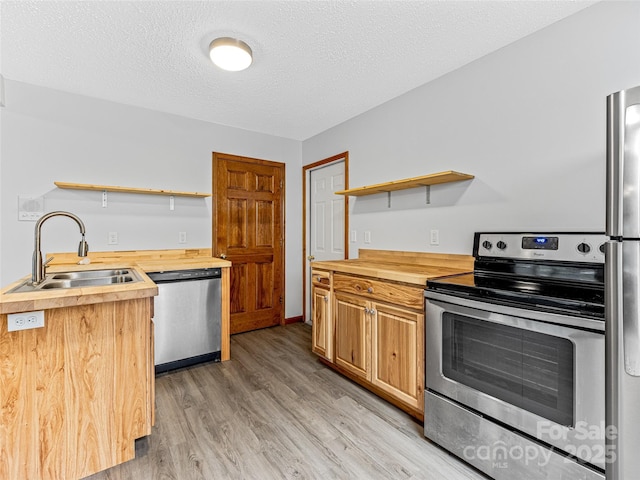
[606,84,640,480]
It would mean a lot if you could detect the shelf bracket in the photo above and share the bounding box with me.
[387,191,391,208]
[102,190,108,208]
[425,185,431,205]
[169,195,175,211]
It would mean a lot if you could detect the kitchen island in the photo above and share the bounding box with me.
[0,266,157,480]
[0,249,231,480]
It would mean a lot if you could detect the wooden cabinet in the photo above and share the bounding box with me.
[311,270,333,361]
[310,249,473,420]
[0,298,155,480]
[333,273,424,310]
[371,301,423,410]
[334,291,370,379]
[314,271,425,417]
[333,290,423,410]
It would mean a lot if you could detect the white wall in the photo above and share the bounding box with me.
[303,1,640,258]
[0,78,3,281]
[0,81,303,319]
[3,1,638,320]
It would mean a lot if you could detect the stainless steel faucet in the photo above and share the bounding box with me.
[32,211,89,285]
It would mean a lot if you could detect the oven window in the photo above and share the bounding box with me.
[442,313,574,426]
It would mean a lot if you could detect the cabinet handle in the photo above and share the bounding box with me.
[364,307,369,314]
[324,295,328,303]
[370,309,376,316]
[367,287,373,293]
[316,276,322,282]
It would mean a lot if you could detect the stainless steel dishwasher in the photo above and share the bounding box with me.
[147,268,222,374]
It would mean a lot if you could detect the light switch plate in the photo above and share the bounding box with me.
[108,232,119,245]
[430,229,440,245]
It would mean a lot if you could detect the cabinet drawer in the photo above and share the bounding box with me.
[333,273,423,310]
[311,269,331,287]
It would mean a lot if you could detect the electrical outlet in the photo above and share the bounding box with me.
[108,232,118,245]
[364,231,371,244]
[350,230,357,243]
[430,229,440,245]
[8,310,45,332]
[178,232,187,244]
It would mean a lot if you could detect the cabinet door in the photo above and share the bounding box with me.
[371,301,424,409]
[311,285,332,360]
[334,292,370,379]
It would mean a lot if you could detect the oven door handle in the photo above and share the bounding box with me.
[424,290,605,333]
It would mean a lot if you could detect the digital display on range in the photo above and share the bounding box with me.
[522,236,559,250]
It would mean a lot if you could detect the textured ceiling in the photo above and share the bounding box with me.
[1,1,596,140]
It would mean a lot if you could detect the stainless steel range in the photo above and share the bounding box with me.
[424,232,606,480]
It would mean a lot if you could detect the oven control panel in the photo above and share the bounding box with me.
[475,232,606,263]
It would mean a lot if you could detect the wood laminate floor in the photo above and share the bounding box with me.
[87,323,487,480]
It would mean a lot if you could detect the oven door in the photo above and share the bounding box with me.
[425,290,606,468]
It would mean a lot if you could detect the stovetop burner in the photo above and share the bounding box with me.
[426,232,606,319]
[427,271,605,319]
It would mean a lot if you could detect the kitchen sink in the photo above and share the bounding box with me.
[6,269,142,293]
[51,269,131,280]
[40,276,136,289]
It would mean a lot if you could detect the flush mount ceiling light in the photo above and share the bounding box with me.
[209,37,253,72]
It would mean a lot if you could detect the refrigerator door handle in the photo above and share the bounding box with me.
[606,92,625,237]
[606,86,640,238]
[619,241,640,376]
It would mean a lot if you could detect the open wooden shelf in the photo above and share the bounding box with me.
[54,181,211,198]
[334,170,474,197]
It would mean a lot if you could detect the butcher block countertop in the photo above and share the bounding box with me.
[311,249,474,286]
[0,248,231,315]
[46,247,231,272]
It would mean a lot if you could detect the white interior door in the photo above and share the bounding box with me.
[310,161,345,262]
[305,160,346,320]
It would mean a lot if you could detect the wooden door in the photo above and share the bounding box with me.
[213,152,285,334]
[334,291,370,379]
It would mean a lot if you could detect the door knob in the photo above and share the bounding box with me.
[220,253,227,259]
[307,255,315,261]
